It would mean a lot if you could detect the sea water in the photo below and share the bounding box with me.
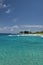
[0,35,43,65]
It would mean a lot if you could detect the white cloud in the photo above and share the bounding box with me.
[3,4,6,7]
[5,9,11,14]
[12,25,19,29]
[0,0,6,8]
[0,28,2,31]
[0,0,15,14]
[10,25,19,32]
[21,25,43,28]
[3,4,9,8]
[0,0,10,11]
[0,27,9,31]
[0,25,19,32]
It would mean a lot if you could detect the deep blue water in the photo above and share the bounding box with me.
[0,35,43,65]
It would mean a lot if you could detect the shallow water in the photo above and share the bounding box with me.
[0,35,43,65]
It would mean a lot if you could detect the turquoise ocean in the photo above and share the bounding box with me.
[0,35,43,65]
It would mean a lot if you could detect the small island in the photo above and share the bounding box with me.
[19,31,43,34]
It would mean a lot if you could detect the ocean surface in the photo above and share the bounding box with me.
[0,35,43,65]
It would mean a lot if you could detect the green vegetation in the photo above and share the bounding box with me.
[19,31,32,34]
[19,31,43,34]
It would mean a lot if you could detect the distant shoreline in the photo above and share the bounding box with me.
[0,33,43,37]
[7,34,43,38]
[19,34,43,36]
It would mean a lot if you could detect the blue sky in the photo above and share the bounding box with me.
[0,0,43,33]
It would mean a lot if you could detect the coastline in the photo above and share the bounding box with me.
[4,33,43,37]
[19,34,43,37]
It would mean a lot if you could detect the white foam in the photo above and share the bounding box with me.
[19,34,41,36]
[8,35,20,37]
[8,34,43,37]
[8,35,13,36]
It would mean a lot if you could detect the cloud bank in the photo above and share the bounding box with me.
[0,25,43,33]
